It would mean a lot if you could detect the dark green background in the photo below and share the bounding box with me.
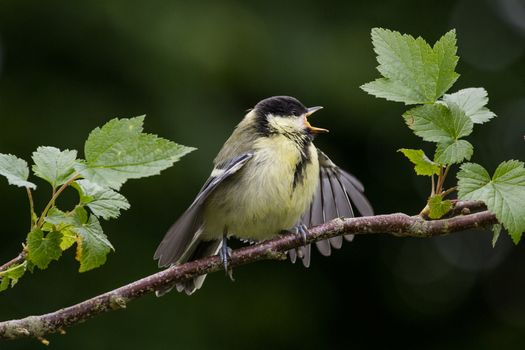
[1,0,524,349]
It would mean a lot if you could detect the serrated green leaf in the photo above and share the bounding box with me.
[26,260,35,273]
[73,215,114,272]
[0,262,27,291]
[0,154,36,189]
[75,116,196,190]
[31,146,78,188]
[398,148,440,176]
[457,161,525,243]
[360,28,459,104]
[428,194,453,219]
[361,78,424,105]
[492,224,502,247]
[403,102,473,143]
[74,206,89,224]
[435,139,473,165]
[27,229,63,269]
[46,207,113,271]
[43,208,82,250]
[59,229,78,250]
[433,30,460,98]
[0,275,8,291]
[73,179,130,220]
[45,207,75,226]
[5,263,26,287]
[442,88,496,124]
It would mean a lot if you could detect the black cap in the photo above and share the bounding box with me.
[254,96,308,118]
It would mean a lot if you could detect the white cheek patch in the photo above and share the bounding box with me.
[267,114,305,133]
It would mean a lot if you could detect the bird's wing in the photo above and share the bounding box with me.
[154,152,253,267]
[293,149,373,267]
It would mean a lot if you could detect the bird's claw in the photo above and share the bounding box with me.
[289,224,309,260]
[219,237,234,281]
[292,224,309,245]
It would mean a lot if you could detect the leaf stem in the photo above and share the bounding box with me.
[36,173,81,228]
[442,165,451,183]
[436,167,444,194]
[435,165,451,195]
[26,188,36,230]
[440,186,457,198]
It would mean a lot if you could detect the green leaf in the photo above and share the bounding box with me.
[45,207,76,227]
[46,207,113,271]
[434,139,474,165]
[73,179,130,220]
[31,146,78,188]
[74,215,114,272]
[45,206,88,227]
[442,88,496,124]
[74,206,89,224]
[0,154,36,189]
[75,116,196,190]
[457,161,525,243]
[59,229,78,250]
[26,229,63,269]
[360,28,459,104]
[398,148,440,176]
[428,194,453,219]
[492,224,502,248]
[403,102,473,143]
[0,262,27,292]
[43,208,82,251]
[0,274,8,291]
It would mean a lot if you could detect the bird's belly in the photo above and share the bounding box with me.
[201,139,319,241]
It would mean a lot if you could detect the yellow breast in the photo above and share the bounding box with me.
[202,135,319,241]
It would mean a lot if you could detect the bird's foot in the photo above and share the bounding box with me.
[289,224,309,260]
[292,224,309,245]
[219,236,234,281]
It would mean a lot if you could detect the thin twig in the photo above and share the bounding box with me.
[442,165,451,184]
[0,207,497,341]
[0,252,26,273]
[440,186,457,198]
[436,166,444,194]
[26,188,35,230]
[36,173,80,228]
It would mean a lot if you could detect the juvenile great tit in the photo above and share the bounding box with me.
[154,96,373,295]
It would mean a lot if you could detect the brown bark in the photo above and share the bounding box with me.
[0,205,497,342]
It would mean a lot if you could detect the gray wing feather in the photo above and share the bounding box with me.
[294,149,373,265]
[300,244,311,268]
[154,153,253,267]
[309,176,331,257]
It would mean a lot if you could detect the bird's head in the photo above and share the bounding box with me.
[252,96,328,137]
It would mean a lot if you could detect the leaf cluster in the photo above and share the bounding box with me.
[362,28,524,243]
[0,117,195,290]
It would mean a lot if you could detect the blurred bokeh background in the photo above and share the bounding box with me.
[1,0,524,349]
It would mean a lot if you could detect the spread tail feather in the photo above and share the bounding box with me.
[155,239,222,296]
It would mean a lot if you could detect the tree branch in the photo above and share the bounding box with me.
[0,252,26,273]
[0,207,497,342]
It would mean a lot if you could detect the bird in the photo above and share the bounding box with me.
[154,96,373,295]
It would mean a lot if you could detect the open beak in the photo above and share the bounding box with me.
[305,106,329,134]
